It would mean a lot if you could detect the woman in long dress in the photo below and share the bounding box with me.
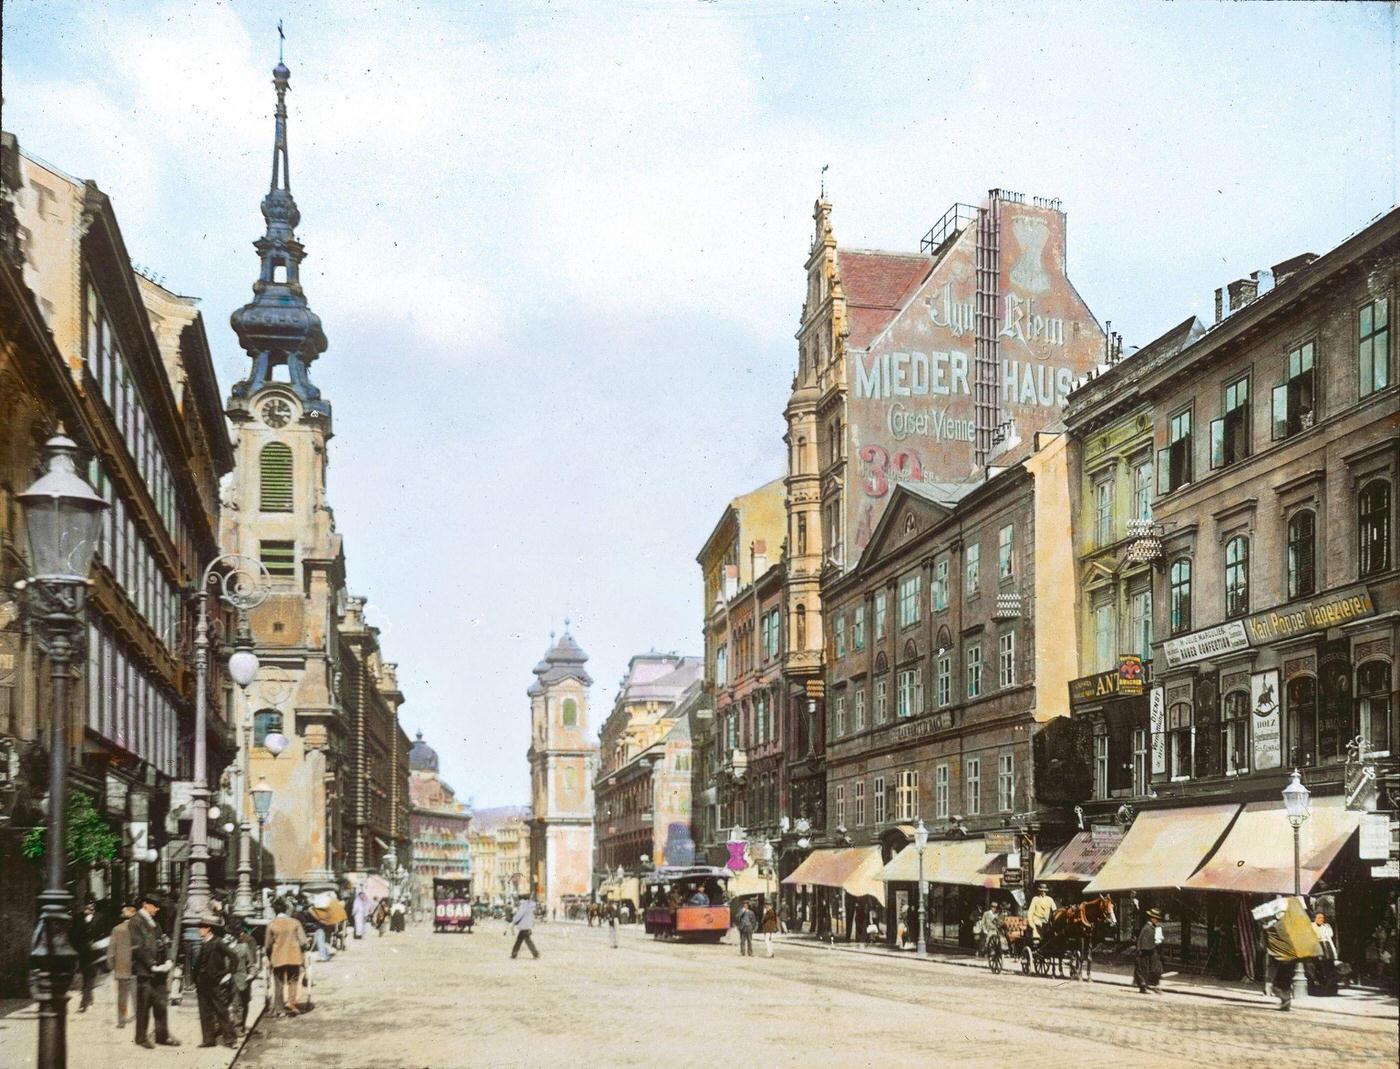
[352,890,370,939]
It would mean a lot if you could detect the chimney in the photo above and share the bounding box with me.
[751,540,768,578]
[722,564,739,601]
[1214,287,1224,324]
[1227,276,1259,312]
[1271,252,1318,286]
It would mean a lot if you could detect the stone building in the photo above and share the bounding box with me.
[594,653,702,879]
[814,429,1079,946]
[696,478,784,861]
[1061,205,1398,985]
[470,806,531,902]
[222,58,409,893]
[408,731,472,906]
[526,629,596,914]
[0,136,232,992]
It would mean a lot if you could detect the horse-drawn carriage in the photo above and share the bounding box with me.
[988,896,1116,981]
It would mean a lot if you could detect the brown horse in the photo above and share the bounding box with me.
[1044,895,1117,980]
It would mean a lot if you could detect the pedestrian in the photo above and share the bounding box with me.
[1134,908,1163,994]
[192,916,239,1049]
[352,888,369,939]
[72,900,100,1012]
[129,893,181,1050]
[225,918,259,1035]
[264,898,309,1017]
[509,895,540,959]
[106,901,137,1028]
[760,900,779,958]
[1310,911,1339,996]
[391,899,407,933]
[977,901,1002,958]
[736,900,758,957]
[1262,896,1323,1011]
[607,903,619,949]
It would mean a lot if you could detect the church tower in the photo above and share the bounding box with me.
[223,52,346,893]
[526,626,596,914]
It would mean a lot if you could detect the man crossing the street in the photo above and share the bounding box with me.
[736,901,758,957]
[510,895,540,959]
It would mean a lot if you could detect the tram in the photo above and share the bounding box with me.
[642,866,733,942]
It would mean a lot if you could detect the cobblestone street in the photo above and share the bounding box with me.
[235,922,1397,1069]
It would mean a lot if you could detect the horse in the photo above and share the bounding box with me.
[1043,895,1117,981]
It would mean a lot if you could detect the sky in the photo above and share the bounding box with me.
[3,1,1397,806]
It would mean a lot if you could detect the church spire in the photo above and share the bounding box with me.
[230,32,330,417]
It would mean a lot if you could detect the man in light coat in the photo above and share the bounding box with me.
[509,896,540,959]
[264,899,309,1017]
[106,901,137,1027]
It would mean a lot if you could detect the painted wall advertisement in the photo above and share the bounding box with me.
[1249,669,1282,771]
[1149,684,1166,775]
[846,199,1104,558]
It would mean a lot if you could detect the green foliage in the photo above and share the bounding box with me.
[21,790,121,866]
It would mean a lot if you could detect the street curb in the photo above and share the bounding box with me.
[774,935,1394,1021]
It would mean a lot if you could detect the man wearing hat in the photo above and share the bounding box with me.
[192,915,239,1048]
[1026,883,1057,945]
[128,893,180,1049]
[1135,907,1164,993]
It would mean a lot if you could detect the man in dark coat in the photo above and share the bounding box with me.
[735,901,758,957]
[192,916,239,1048]
[129,894,180,1049]
[71,900,100,1012]
[1135,908,1164,994]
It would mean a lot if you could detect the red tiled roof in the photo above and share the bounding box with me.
[838,249,931,348]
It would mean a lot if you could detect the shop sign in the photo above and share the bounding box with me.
[1163,621,1249,668]
[1118,655,1145,695]
[1090,824,1124,846]
[1244,586,1376,644]
[105,772,129,817]
[985,831,1017,854]
[1001,867,1022,887]
[1359,814,1391,860]
[1371,860,1399,880]
[170,780,194,818]
[1149,685,1166,774]
[1250,670,1282,771]
[124,821,149,859]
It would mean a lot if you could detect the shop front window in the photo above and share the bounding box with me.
[1356,660,1392,755]
[1221,690,1250,775]
[1132,727,1149,795]
[1167,702,1193,781]
[1287,676,1317,768]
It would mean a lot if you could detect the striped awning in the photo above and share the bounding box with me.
[879,839,1031,889]
[1183,797,1361,895]
[782,847,886,904]
[1085,803,1240,893]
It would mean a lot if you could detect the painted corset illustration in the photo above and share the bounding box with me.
[726,840,749,871]
[1009,215,1051,293]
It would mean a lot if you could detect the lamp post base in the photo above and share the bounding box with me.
[1291,962,1309,1003]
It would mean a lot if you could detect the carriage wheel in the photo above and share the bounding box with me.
[988,945,1003,974]
[1019,945,1033,975]
[1034,949,1051,977]
[1064,947,1083,980]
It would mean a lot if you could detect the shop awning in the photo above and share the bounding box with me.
[1183,797,1362,895]
[1084,803,1240,893]
[1037,832,1120,882]
[878,839,1028,889]
[724,865,774,898]
[781,847,886,903]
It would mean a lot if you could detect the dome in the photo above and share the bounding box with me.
[408,730,439,773]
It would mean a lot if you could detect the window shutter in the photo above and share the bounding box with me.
[1156,447,1171,494]
[1271,384,1288,441]
[259,443,294,512]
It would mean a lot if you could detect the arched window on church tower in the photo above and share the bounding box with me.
[259,442,293,512]
[562,698,578,726]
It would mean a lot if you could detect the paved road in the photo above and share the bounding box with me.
[235,922,1397,1069]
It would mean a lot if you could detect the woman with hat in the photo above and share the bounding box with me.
[1135,908,1164,994]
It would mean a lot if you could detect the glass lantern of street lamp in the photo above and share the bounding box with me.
[913,818,929,852]
[227,646,259,688]
[1282,769,1311,828]
[263,732,289,757]
[251,778,274,821]
[208,805,221,821]
[17,431,108,582]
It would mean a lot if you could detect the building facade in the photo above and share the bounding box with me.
[527,629,596,914]
[407,731,472,907]
[594,653,702,880]
[0,137,232,992]
[1062,207,1399,985]
[469,806,531,903]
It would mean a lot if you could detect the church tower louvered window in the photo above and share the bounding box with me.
[259,442,293,511]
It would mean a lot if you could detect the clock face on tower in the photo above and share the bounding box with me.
[260,398,293,428]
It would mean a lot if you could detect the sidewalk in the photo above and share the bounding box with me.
[777,931,1398,1020]
[0,965,268,1069]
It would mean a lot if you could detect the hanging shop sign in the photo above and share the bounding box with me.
[1250,669,1283,771]
[1371,861,1399,880]
[1359,814,1392,860]
[1163,621,1249,668]
[1244,585,1376,644]
[1090,824,1124,846]
[1149,685,1166,775]
[985,831,1018,854]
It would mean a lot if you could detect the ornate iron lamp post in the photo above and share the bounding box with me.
[17,431,108,1069]
[1282,769,1312,1002]
[182,556,267,943]
[913,817,929,960]
[251,778,274,897]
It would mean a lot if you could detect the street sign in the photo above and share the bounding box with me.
[1001,868,1022,887]
[1359,814,1391,860]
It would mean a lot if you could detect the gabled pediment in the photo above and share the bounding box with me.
[853,484,952,573]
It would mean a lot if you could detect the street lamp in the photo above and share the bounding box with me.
[913,818,929,960]
[251,778,274,899]
[1282,769,1311,1003]
[17,430,108,1069]
[183,555,267,944]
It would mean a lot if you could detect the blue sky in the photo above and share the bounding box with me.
[4,1,1396,805]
